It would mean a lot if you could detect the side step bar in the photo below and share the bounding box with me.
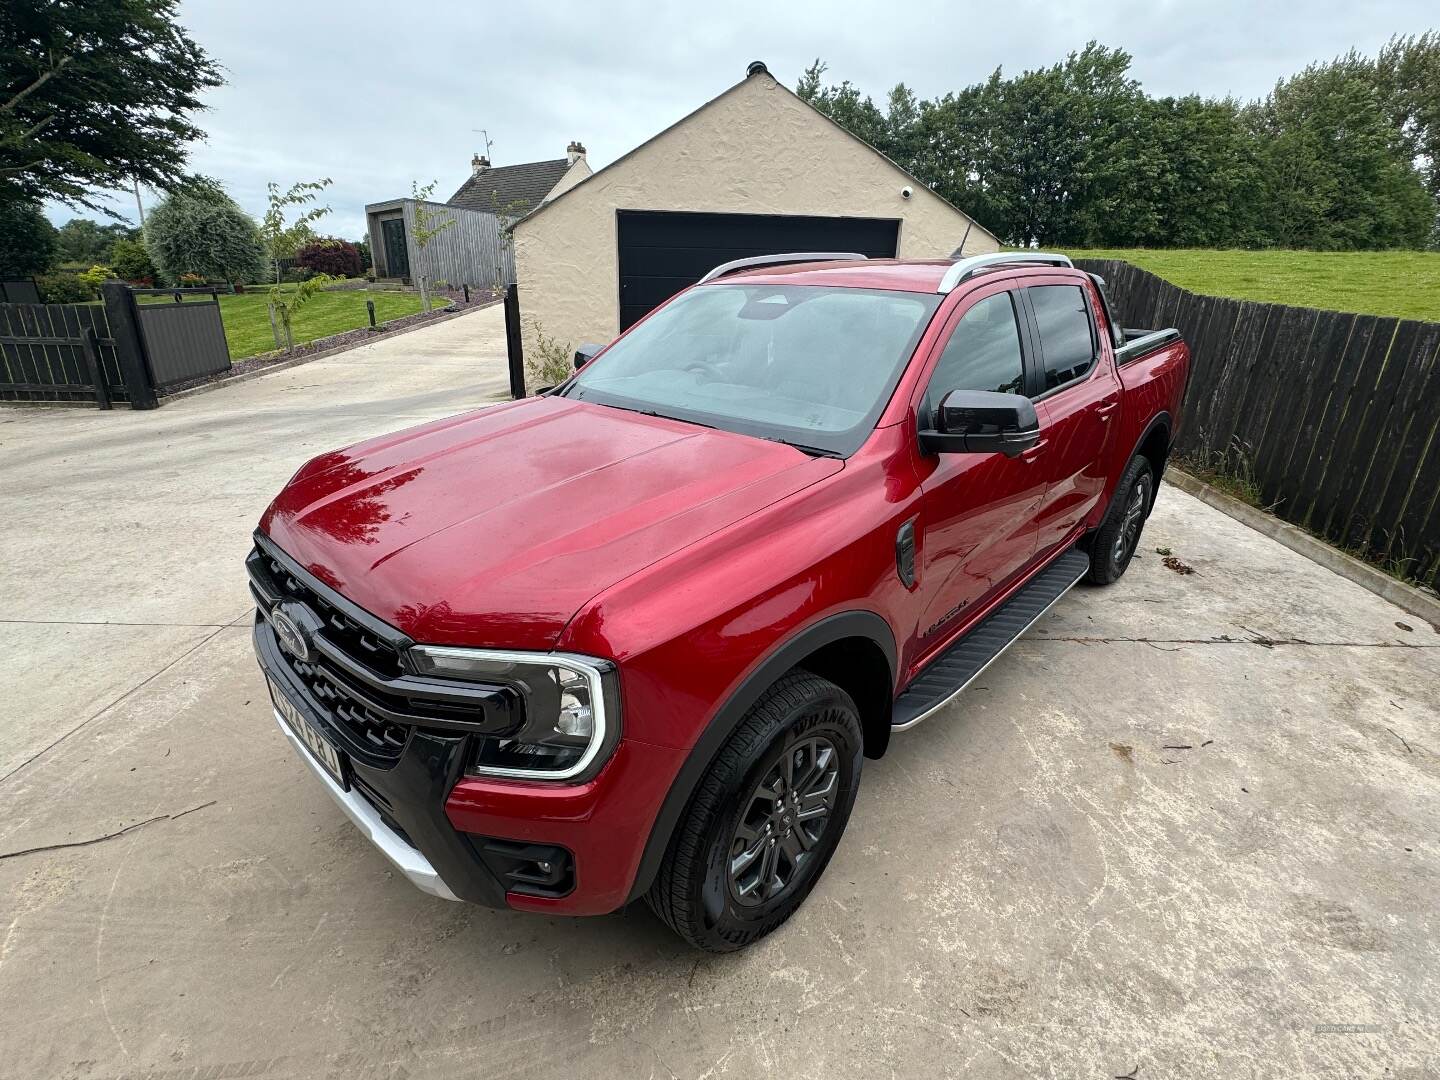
[892,547,1090,730]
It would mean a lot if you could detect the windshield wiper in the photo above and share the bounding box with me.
[623,407,721,431]
[758,436,842,458]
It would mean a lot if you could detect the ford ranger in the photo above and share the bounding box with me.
[249,251,1189,951]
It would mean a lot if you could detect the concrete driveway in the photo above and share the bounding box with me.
[2,306,1438,1078]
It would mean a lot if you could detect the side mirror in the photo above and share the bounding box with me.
[574,342,602,370]
[920,389,1040,457]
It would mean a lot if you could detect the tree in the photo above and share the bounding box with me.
[1251,54,1432,249]
[410,180,454,309]
[1137,95,1266,248]
[54,219,136,265]
[260,178,332,282]
[797,60,894,153]
[1373,33,1440,244]
[295,237,362,278]
[108,235,155,282]
[267,273,333,352]
[145,181,266,285]
[1,0,222,212]
[0,199,57,276]
[798,41,1435,251]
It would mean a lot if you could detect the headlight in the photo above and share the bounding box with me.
[407,646,618,782]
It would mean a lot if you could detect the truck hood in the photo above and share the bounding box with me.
[260,396,841,650]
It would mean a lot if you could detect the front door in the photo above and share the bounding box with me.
[381,218,410,279]
[911,285,1048,662]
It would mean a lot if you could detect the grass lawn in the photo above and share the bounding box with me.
[141,286,441,360]
[1061,248,1440,322]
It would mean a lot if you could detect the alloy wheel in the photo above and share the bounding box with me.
[1113,472,1153,565]
[727,735,840,907]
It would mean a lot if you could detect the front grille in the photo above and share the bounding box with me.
[249,536,520,767]
[249,542,412,763]
[258,550,404,680]
[291,655,409,757]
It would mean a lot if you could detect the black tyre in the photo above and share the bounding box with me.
[1086,455,1154,585]
[646,671,863,952]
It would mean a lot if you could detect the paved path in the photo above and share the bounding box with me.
[1,312,1438,1077]
[0,304,509,779]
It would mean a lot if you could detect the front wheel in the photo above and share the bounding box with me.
[646,671,863,952]
[1085,455,1154,585]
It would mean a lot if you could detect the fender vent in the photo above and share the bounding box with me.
[895,519,917,588]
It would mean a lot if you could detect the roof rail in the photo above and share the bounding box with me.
[698,252,868,285]
[936,252,1073,294]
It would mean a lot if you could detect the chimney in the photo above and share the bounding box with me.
[471,153,490,175]
[566,140,586,166]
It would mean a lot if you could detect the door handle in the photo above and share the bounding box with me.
[1020,438,1048,461]
[1095,400,1120,419]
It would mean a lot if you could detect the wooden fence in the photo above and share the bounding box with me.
[1077,259,1440,587]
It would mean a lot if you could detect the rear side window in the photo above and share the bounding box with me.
[1028,285,1096,391]
[922,292,1025,426]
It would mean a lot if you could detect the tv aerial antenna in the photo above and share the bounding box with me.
[471,129,494,159]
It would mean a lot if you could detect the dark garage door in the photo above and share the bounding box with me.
[616,210,900,330]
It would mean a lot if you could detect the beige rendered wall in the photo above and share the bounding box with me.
[544,157,593,202]
[513,72,998,362]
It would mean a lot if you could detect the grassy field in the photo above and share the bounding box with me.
[141,286,439,360]
[1062,248,1440,322]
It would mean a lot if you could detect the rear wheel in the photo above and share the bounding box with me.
[1086,455,1154,585]
[646,671,863,952]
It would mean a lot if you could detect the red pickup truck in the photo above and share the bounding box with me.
[250,252,1188,951]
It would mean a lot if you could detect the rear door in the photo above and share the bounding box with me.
[1021,279,1122,555]
[911,284,1048,655]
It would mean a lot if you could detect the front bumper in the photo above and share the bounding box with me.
[255,617,687,914]
[271,707,459,901]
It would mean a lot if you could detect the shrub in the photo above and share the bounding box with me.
[35,271,94,303]
[295,237,362,278]
[108,237,156,283]
[523,316,573,391]
[78,265,113,291]
[146,182,266,286]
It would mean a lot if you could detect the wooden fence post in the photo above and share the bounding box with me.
[80,326,112,410]
[100,282,157,409]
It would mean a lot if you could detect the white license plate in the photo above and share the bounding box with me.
[270,678,347,788]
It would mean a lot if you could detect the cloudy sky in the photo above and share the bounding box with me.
[49,0,1437,238]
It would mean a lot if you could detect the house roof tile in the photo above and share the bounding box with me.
[447,159,571,217]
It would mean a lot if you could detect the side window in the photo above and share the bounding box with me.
[1028,284,1096,391]
[922,292,1025,426]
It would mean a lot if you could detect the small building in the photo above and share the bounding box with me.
[512,62,999,358]
[365,144,591,289]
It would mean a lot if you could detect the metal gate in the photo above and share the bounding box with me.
[134,289,232,388]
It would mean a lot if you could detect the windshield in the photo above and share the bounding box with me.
[560,284,941,457]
